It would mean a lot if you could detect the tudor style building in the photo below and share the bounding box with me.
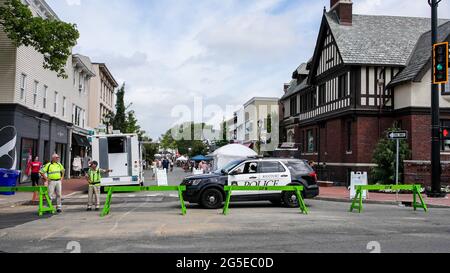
[280,0,450,185]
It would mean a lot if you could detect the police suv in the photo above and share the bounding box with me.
[181,158,320,209]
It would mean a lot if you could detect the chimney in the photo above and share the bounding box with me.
[283,83,290,93]
[330,0,353,26]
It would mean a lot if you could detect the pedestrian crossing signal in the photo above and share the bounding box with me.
[433,42,448,84]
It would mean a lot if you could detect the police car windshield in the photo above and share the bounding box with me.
[215,160,244,174]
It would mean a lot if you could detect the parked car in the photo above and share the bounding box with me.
[181,158,319,209]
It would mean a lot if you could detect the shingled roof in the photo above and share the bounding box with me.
[325,12,449,66]
[281,78,310,100]
[388,21,450,87]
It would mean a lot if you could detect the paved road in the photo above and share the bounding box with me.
[0,194,449,253]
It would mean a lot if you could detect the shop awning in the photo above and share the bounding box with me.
[72,134,90,147]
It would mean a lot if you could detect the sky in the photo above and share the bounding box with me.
[46,0,450,140]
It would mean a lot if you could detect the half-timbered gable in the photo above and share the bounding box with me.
[278,0,450,186]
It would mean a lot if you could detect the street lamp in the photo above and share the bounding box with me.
[103,116,110,134]
[257,120,263,155]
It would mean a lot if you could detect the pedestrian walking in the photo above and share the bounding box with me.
[85,161,112,211]
[162,157,170,172]
[81,151,91,176]
[40,154,65,213]
[201,161,208,174]
[28,156,42,201]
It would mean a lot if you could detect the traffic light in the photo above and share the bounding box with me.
[441,127,450,140]
[433,42,449,84]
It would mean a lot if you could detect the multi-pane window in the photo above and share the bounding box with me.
[33,81,39,106]
[73,106,84,127]
[62,97,67,117]
[318,84,326,105]
[73,68,77,86]
[54,92,58,113]
[82,110,85,128]
[43,85,48,109]
[307,129,315,153]
[20,74,26,100]
[338,74,348,99]
[290,96,298,116]
[78,73,83,94]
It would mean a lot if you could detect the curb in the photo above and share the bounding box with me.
[315,196,450,209]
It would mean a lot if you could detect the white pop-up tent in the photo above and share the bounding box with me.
[176,156,188,161]
[210,144,257,171]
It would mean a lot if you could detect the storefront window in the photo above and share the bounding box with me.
[55,143,66,168]
[20,138,37,183]
[307,130,315,153]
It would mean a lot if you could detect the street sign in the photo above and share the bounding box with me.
[387,130,408,204]
[387,131,408,140]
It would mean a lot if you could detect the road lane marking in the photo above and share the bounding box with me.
[39,227,65,242]
[109,198,150,233]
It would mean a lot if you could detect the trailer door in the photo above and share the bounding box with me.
[108,137,129,177]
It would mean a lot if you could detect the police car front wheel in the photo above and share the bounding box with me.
[282,191,300,208]
[200,188,224,209]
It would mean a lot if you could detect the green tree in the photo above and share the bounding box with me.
[160,129,177,150]
[214,120,229,148]
[124,110,146,139]
[142,139,159,162]
[371,127,412,185]
[160,122,208,156]
[0,0,79,78]
[112,84,127,132]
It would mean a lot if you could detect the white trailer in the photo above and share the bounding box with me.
[91,133,144,187]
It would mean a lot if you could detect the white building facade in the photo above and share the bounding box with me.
[0,0,95,178]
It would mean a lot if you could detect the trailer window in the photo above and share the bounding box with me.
[108,137,126,154]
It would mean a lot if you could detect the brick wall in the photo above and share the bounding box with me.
[404,161,450,187]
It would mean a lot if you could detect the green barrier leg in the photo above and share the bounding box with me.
[178,187,187,216]
[413,188,417,211]
[44,189,55,215]
[359,189,364,213]
[415,186,428,212]
[350,189,361,213]
[38,188,44,217]
[101,188,113,217]
[296,190,308,215]
[37,188,55,216]
[223,190,232,216]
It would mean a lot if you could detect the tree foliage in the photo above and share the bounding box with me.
[371,127,412,185]
[0,0,79,78]
[160,122,208,157]
[112,84,127,132]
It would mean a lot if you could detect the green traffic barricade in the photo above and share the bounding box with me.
[350,184,428,213]
[0,187,56,216]
[101,186,187,217]
[223,186,308,215]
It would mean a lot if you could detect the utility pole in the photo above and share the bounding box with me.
[428,0,446,197]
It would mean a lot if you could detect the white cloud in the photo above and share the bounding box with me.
[46,0,450,139]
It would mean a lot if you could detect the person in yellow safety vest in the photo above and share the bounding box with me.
[40,154,65,213]
[85,161,112,211]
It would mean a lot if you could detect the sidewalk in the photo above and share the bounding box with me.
[318,186,450,208]
[0,178,88,208]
